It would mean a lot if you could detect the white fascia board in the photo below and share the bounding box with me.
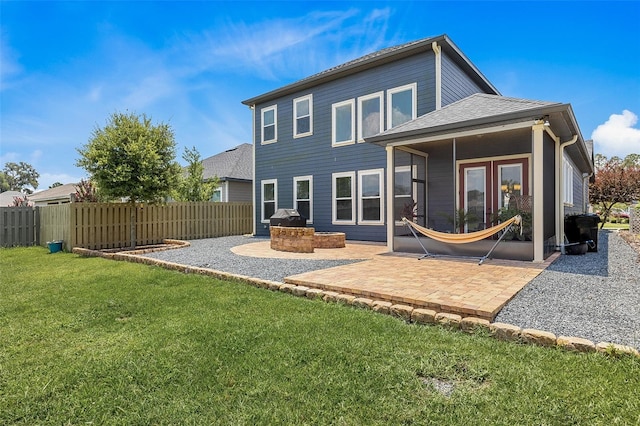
[386,120,537,148]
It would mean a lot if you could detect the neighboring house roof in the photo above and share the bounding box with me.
[242,34,499,106]
[367,93,593,173]
[0,191,28,206]
[201,143,253,182]
[29,183,78,203]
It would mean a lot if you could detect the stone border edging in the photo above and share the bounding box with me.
[72,244,640,359]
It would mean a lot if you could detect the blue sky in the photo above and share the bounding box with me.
[1,1,639,191]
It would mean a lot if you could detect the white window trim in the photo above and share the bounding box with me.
[357,91,384,142]
[358,168,385,225]
[332,99,356,147]
[293,94,313,138]
[386,83,417,129]
[332,171,356,225]
[293,175,313,224]
[261,179,278,223]
[261,105,277,144]
[563,157,574,206]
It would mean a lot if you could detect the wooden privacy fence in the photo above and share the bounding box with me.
[2,202,252,250]
[0,207,37,247]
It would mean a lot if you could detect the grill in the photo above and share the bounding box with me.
[270,209,307,227]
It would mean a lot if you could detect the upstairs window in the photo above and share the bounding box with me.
[332,99,355,146]
[293,95,313,138]
[387,83,417,129]
[261,105,277,144]
[358,92,383,141]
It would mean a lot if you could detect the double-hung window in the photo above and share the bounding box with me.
[261,105,277,144]
[387,83,417,129]
[294,176,313,223]
[563,157,574,205]
[332,99,355,146]
[358,92,383,141]
[261,179,277,222]
[293,95,312,138]
[332,172,355,224]
[358,169,384,224]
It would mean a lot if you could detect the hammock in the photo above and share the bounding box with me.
[401,215,522,264]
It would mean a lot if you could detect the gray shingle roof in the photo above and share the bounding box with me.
[201,143,252,181]
[369,93,561,141]
[29,183,78,202]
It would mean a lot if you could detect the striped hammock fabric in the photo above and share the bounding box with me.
[402,215,522,244]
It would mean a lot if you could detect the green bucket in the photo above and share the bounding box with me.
[48,241,63,253]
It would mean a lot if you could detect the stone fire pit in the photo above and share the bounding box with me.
[270,226,346,253]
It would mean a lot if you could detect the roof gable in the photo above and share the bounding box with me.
[242,34,498,106]
[201,143,253,181]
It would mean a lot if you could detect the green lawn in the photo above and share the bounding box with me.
[602,222,630,230]
[1,247,639,425]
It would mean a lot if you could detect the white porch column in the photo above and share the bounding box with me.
[386,145,395,253]
[532,124,545,262]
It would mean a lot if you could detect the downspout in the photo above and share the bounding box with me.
[557,135,578,253]
[249,104,257,236]
[582,172,593,212]
[432,42,442,110]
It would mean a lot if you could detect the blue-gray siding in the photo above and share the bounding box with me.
[441,52,485,106]
[253,49,495,241]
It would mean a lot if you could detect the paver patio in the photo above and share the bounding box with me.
[232,240,557,320]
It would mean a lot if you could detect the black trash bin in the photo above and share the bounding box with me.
[565,214,600,252]
[575,213,600,252]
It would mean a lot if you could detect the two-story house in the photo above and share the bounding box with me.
[242,34,593,262]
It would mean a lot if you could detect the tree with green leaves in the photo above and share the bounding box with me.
[2,162,40,194]
[590,153,640,228]
[0,172,10,193]
[49,182,63,188]
[76,111,181,247]
[173,146,219,202]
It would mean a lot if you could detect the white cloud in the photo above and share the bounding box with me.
[0,29,22,91]
[179,8,395,81]
[591,110,640,158]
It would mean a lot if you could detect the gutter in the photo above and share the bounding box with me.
[367,102,569,146]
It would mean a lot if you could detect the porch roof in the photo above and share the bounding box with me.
[367,93,593,173]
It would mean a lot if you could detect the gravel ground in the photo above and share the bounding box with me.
[144,231,640,351]
[143,235,361,283]
[495,230,640,351]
